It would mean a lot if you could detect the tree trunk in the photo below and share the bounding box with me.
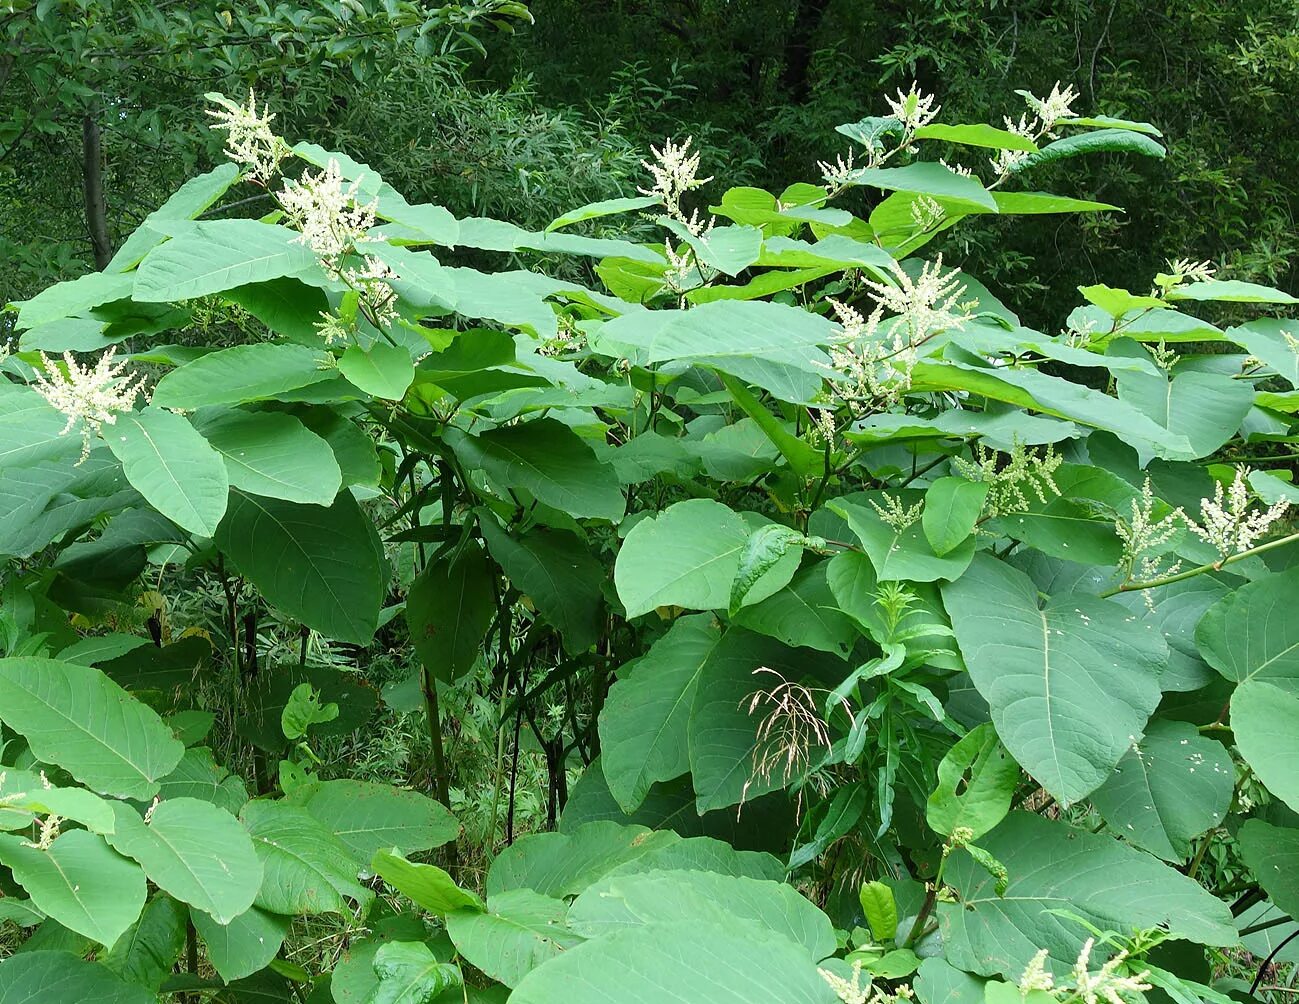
[779,0,833,104]
[82,114,112,269]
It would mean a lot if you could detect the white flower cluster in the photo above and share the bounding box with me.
[1016,940,1151,1004]
[864,255,974,343]
[1164,257,1216,285]
[818,149,858,191]
[870,493,924,532]
[952,442,1063,518]
[818,959,914,1004]
[33,348,146,462]
[1115,477,1185,588]
[885,83,941,131]
[1024,81,1081,134]
[279,159,379,272]
[990,82,1080,178]
[206,90,290,184]
[638,136,712,227]
[1190,466,1290,559]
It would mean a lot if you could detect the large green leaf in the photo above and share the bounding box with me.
[369,941,463,1004]
[13,271,134,330]
[485,822,678,899]
[509,920,838,1004]
[446,889,585,987]
[847,162,998,211]
[134,220,320,301]
[444,419,624,522]
[0,384,81,469]
[372,849,485,915]
[239,800,373,916]
[108,163,241,271]
[1014,129,1166,172]
[940,812,1236,979]
[192,408,341,505]
[0,657,184,799]
[105,408,229,536]
[105,799,262,924]
[1166,278,1297,304]
[1227,319,1299,387]
[215,490,386,645]
[925,723,1019,840]
[339,343,415,401]
[913,123,1038,151]
[942,555,1166,804]
[0,951,156,1004]
[287,780,459,866]
[405,546,495,684]
[614,500,799,617]
[600,614,723,812]
[0,830,146,948]
[156,747,249,814]
[102,894,187,992]
[567,869,836,961]
[191,906,289,983]
[731,561,858,657]
[479,520,604,654]
[1238,820,1299,920]
[1231,680,1299,812]
[1089,719,1233,861]
[1195,568,1299,686]
[152,344,335,409]
[830,499,975,583]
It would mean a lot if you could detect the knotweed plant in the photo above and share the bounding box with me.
[1188,466,1290,559]
[952,442,1063,517]
[1017,940,1152,1004]
[32,347,147,462]
[206,90,290,185]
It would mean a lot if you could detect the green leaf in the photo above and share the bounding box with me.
[730,523,809,613]
[479,520,603,654]
[913,123,1038,151]
[339,343,415,401]
[1065,115,1163,136]
[926,723,1019,840]
[942,555,1166,804]
[992,191,1121,215]
[370,941,462,1004]
[289,781,459,866]
[922,477,988,557]
[193,409,341,506]
[1238,820,1299,921]
[567,869,836,961]
[0,951,156,1004]
[830,500,975,582]
[134,220,320,301]
[847,162,998,211]
[1195,568,1299,686]
[614,500,799,617]
[599,615,722,812]
[509,920,838,1004]
[105,799,262,924]
[281,683,339,740]
[0,830,146,948]
[405,546,495,683]
[0,657,184,799]
[215,490,386,645]
[444,419,624,522]
[486,822,678,899]
[447,889,585,988]
[372,849,484,915]
[0,768,116,834]
[717,372,823,477]
[103,894,187,992]
[13,271,134,330]
[239,800,373,917]
[108,163,241,272]
[858,881,898,942]
[1089,719,1233,861]
[732,561,858,657]
[157,747,249,814]
[106,408,229,536]
[1230,680,1299,812]
[545,195,661,232]
[1014,129,1166,172]
[1228,319,1299,387]
[940,812,1236,979]
[1080,284,1166,317]
[191,906,290,983]
[1166,278,1297,304]
[153,343,335,409]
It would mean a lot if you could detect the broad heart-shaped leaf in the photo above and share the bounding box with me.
[0,657,184,799]
[192,408,341,506]
[509,919,839,1004]
[339,342,415,401]
[1111,342,1253,460]
[104,799,262,924]
[215,490,386,645]
[1228,318,1299,387]
[370,941,463,1004]
[447,889,586,988]
[940,812,1236,980]
[567,869,837,961]
[102,894,187,992]
[287,779,459,866]
[925,723,1019,840]
[913,122,1039,151]
[443,419,624,522]
[922,477,988,557]
[1231,680,1299,812]
[731,560,859,657]
[239,800,374,917]
[479,519,603,654]
[105,408,229,536]
[942,555,1167,805]
[614,500,800,618]
[1238,820,1299,920]
[546,195,661,231]
[0,830,146,948]
[830,499,975,582]
[600,615,723,813]
[1089,719,1233,862]
[0,383,82,469]
[133,219,320,301]
[372,849,485,915]
[157,746,250,814]
[0,951,156,1004]
[486,822,677,899]
[191,905,289,983]
[1195,567,1299,686]
[108,163,241,272]
[13,270,135,330]
[405,545,495,683]
[152,343,336,409]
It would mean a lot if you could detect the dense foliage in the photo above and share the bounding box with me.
[3,38,1299,1004]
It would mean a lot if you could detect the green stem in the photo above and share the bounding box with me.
[1099,530,1299,599]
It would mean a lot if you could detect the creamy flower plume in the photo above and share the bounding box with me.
[863,255,974,342]
[206,90,290,184]
[885,83,941,130]
[279,159,379,272]
[1190,466,1289,558]
[1024,81,1080,133]
[638,136,712,222]
[33,348,146,462]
